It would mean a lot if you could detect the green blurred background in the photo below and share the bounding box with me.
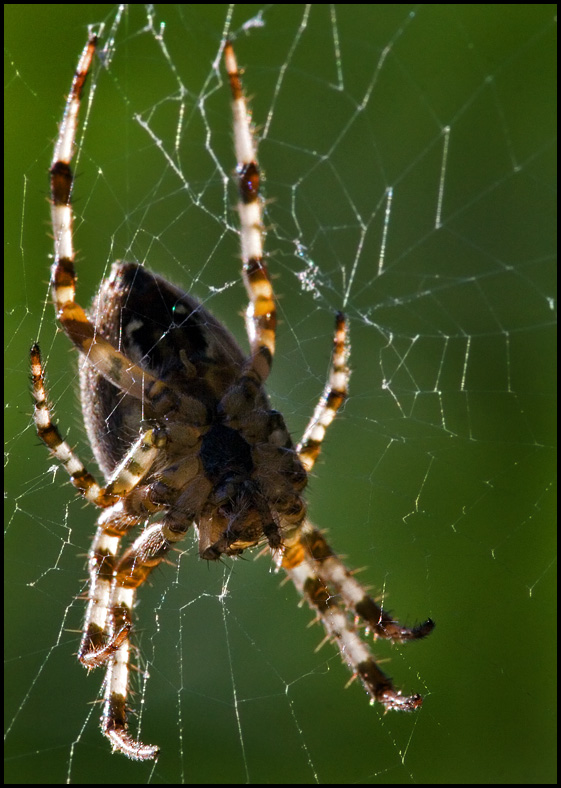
[5,4,556,784]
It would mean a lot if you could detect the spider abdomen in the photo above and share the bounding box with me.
[80,262,247,477]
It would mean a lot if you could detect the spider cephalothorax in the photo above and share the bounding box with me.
[31,34,433,761]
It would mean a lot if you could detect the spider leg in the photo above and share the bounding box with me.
[78,447,199,668]
[31,343,165,508]
[297,312,350,472]
[99,514,197,761]
[278,520,434,710]
[285,521,434,642]
[224,41,276,384]
[280,314,432,707]
[49,35,163,401]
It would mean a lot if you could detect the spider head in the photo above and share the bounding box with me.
[199,477,283,561]
[196,417,307,561]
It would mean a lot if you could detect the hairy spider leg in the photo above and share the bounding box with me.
[31,344,167,666]
[97,434,213,759]
[224,41,276,385]
[278,314,434,710]
[281,521,434,710]
[48,35,162,401]
[33,33,177,757]
[297,312,350,472]
[100,503,203,760]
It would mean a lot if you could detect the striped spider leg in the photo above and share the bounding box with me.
[31,33,433,764]
[223,42,276,386]
[277,314,435,711]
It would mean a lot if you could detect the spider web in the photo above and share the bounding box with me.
[5,4,556,784]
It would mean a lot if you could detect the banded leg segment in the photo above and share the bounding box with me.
[80,453,204,758]
[31,343,164,508]
[100,518,193,760]
[79,519,125,664]
[49,35,160,400]
[297,312,350,472]
[224,41,276,384]
[279,520,433,710]
[31,343,169,666]
[289,522,434,643]
[79,502,147,668]
[78,451,172,668]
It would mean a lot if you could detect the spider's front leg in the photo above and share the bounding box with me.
[94,446,214,760]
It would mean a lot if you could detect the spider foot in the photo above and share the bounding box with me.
[376,686,424,711]
[102,693,159,761]
[79,623,131,669]
[105,725,160,761]
[378,616,435,643]
[358,658,426,712]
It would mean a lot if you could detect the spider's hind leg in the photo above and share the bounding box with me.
[291,522,434,643]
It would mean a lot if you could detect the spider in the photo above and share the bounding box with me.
[31,34,434,761]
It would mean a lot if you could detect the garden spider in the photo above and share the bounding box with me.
[31,34,434,761]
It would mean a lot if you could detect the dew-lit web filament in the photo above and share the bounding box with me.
[435,125,450,230]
